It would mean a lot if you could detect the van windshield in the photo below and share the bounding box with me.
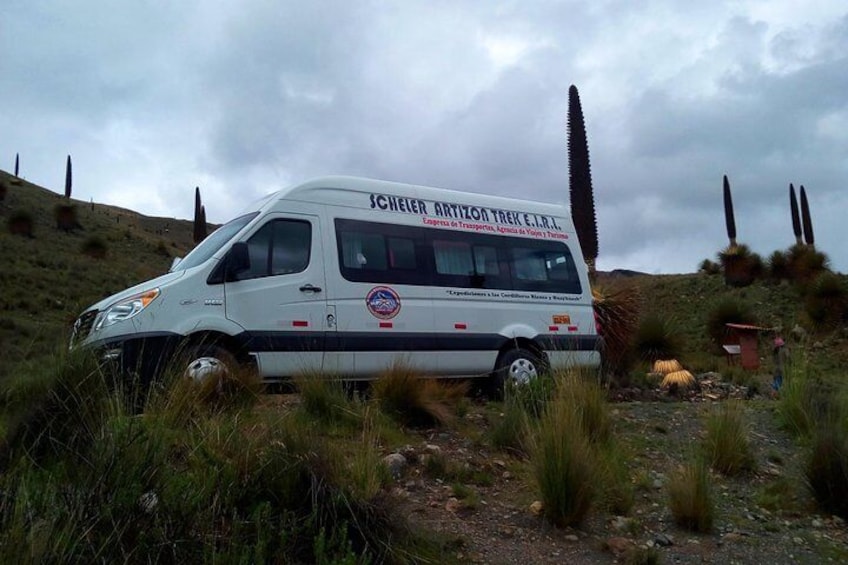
[172,212,259,271]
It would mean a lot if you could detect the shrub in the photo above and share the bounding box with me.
[0,178,6,202]
[553,370,612,445]
[706,298,757,347]
[530,398,595,527]
[371,363,468,428]
[54,203,80,232]
[595,444,634,515]
[786,244,829,286]
[0,353,444,564]
[7,210,34,238]
[294,374,362,427]
[805,272,848,328]
[632,313,682,363]
[81,236,108,259]
[767,250,791,282]
[593,284,642,376]
[488,392,530,455]
[718,244,763,287]
[776,359,836,438]
[805,414,848,520]
[703,401,755,475]
[155,240,170,257]
[698,258,721,275]
[667,457,714,532]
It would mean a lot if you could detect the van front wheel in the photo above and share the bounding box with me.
[181,344,237,384]
[492,348,546,397]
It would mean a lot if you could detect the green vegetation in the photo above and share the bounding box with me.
[705,297,758,349]
[592,283,642,376]
[0,169,196,379]
[529,372,632,527]
[667,457,714,532]
[632,313,682,363]
[371,363,468,428]
[0,350,451,563]
[703,400,755,475]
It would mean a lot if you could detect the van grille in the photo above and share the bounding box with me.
[71,310,98,345]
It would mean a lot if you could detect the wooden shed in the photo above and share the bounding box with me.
[723,323,774,370]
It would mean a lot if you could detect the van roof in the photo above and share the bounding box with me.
[274,175,570,217]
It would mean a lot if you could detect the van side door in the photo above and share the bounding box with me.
[224,213,327,377]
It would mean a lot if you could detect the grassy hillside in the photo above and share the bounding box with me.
[0,169,197,378]
[598,271,848,376]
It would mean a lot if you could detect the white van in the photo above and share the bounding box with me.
[71,176,601,390]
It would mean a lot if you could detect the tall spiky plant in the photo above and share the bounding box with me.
[789,183,802,246]
[14,153,19,177]
[64,155,72,199]
[199,205,207,241]
[193,186,204,244]
[567,85,598,275]
[800,185,815,247]
[723,175,736,248]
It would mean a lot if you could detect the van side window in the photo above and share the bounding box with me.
[434,241,473,275]
[334,218,582,294]
[237,219,311,281]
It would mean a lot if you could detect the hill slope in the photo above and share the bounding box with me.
[0,169,197,378]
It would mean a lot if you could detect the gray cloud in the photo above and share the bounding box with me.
[1,1,847,273]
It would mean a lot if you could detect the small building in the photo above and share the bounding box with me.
[723,323,775,370]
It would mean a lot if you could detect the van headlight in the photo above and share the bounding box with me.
[94,289,160,331]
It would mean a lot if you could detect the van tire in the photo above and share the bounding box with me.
[180,344,238,384]
[491,347,545,398]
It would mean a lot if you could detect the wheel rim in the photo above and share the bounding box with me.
[185,356,228,382]
[508,357,538,385]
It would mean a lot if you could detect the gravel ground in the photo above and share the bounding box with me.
[390,387,848,564]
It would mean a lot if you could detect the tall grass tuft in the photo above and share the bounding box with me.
[632,313,682,363]
[294,374,362,428]
[530,398,595,527]
[592,283,642,376]
[767,250,791,282]
[488,391,531,455]
[529,372,625,527]
[805,413,848,520]
[804,271,848,328]
[776,354,833,438]
[705,297,757,348]
[372,363,468,428]
[667,457,714,532]
[786,244,829,286]
[703,401,755,475]
[553,370,612,445]
[718,244,763,287]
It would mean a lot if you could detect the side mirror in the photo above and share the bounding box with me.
[226,242,251,279]
[169,257,182,272]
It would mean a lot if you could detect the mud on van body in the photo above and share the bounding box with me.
[71,176,601,390]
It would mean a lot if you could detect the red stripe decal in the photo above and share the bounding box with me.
[292,320,308,327]
[549,325,559,332]
[379,321,393,328]
[454,323,467,330]
[568,325,578,332]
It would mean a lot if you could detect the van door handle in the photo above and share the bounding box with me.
[299,284,322,293]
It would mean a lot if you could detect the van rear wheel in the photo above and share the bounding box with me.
[491,347,546,398]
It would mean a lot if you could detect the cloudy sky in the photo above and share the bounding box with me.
[2,1,847,274]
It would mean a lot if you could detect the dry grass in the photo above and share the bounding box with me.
[667,458,714,532]
[703,400,755,475]
[371,362,469,428]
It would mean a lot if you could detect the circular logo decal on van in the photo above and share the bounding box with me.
[365,286,401,319]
